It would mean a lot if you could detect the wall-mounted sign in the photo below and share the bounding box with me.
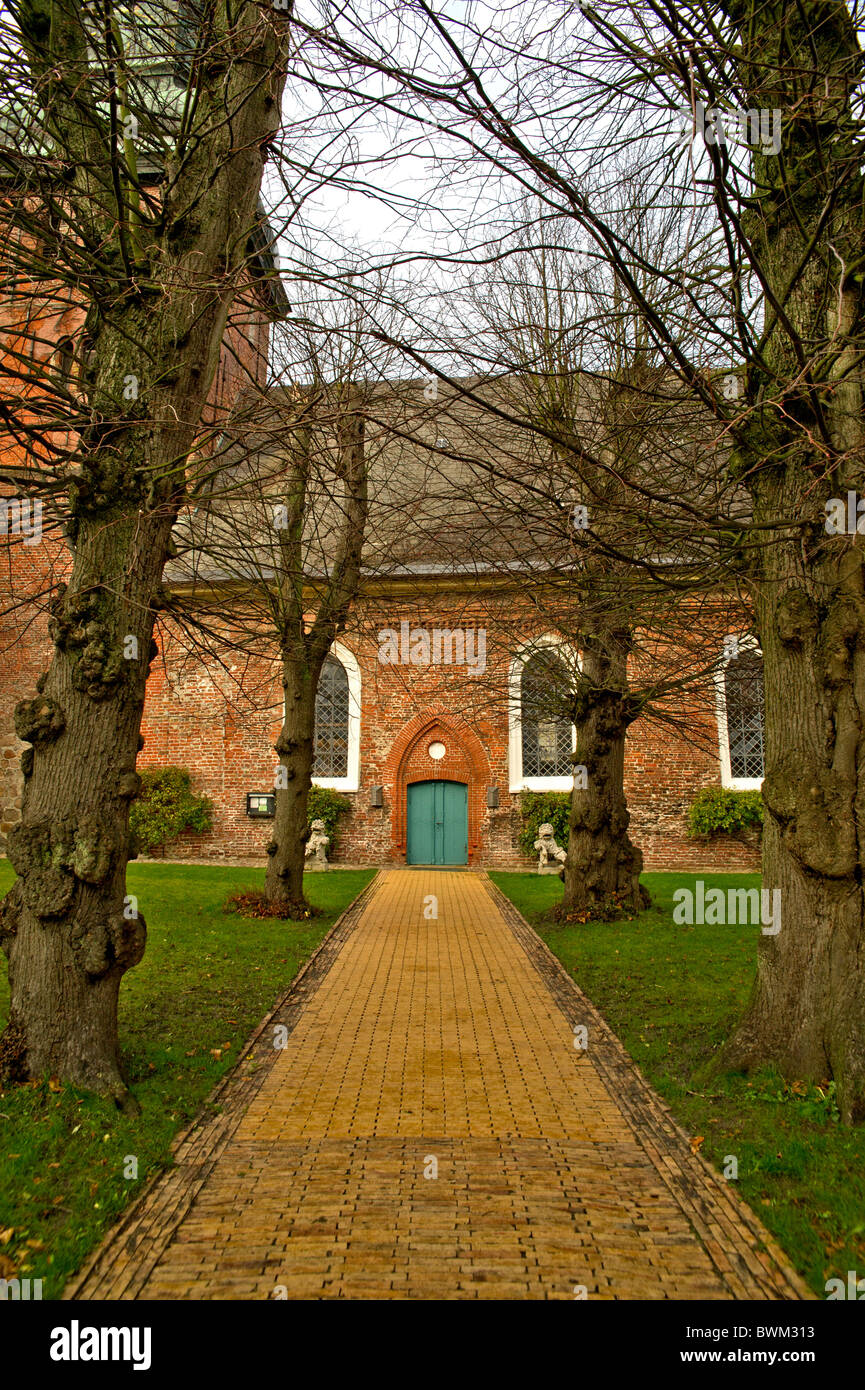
[246,792,275,818]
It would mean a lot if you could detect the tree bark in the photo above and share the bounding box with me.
[263,391,367,911]
[264,651,323,915]
[561,634,648,919]
[0,0,290,1099]
[0,539,160,1097]
[719,0,865,1122]
[722,507,865,1122]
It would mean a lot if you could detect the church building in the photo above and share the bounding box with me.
[130,380,766,875]
[0,0,765,877]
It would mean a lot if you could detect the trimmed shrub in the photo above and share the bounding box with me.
[517,790,571,858]
[687,786,763,838]
[130,767,214,857]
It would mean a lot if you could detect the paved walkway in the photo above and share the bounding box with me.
[68,870,810,1300]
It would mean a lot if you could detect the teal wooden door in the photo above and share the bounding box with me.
[406,781,468,865]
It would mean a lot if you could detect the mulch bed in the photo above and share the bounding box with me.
[223,890,321,922]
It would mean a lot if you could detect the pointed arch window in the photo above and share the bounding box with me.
[716,640,764,788]
[508,637,578,791]
[312,656,349,778]
[56,335,75,380]
[308,643,361,791]
[521,652,574,778]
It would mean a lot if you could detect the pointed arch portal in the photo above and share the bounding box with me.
[384,711,491,863]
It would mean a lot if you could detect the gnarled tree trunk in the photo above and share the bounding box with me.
[720,0,865,1122]
[722,506,865,1122]
[0,0,290,1099]
[561,633,648,919]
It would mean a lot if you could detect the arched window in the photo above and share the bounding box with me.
[717,641,764,787]
[508,639,578,791]
[312,655,350,779]
[307,643,360,790]
[520,651,574,778]
[56,336,75,379]
[173,1,198,85]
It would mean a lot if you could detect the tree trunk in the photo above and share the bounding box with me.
[263,392,367,912]
[722,526,865,1123]
[719,0,865,1123]
[264,652,322,914]
[561,636,649,919]
[0,512,173,1100]
[0,0,290,1099]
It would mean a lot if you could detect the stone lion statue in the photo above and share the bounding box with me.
[534,823,567,875]
[305,819,330,870]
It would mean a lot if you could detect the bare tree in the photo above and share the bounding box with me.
[292,0,865,1118]
[164,274,451,913]
[395,198,746,918]
[0,0,295,1101]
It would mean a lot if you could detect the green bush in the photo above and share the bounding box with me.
[130,767,214,857]
[307,786,352,851]
[687,786,763,838]
[517,790,571,858]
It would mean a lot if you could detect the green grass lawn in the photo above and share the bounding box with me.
[0,861,375,1297]
[490,869,865,1299]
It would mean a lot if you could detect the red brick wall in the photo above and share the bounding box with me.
[0,272,762,877]
[0,563,762,873]
[127,599,761,873]
[0,276,273,847]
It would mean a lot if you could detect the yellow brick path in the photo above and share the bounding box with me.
[69,870,810,1300]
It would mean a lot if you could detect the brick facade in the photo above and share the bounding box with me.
[0,582,762,872]
[121,596,760,873]
[0,257,275,847]
[0,253,762,876]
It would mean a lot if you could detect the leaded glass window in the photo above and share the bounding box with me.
[313,656,349,778]
[724,649,764,780]
[521,651,574,778]
[173,0,198,85]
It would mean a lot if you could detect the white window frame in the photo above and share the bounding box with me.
[714,634,764,791]
[508,634,580,793]
[309,641,361,793]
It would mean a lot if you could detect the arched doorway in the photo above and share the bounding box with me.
[385,712,491,863]
[406,780,468,865]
